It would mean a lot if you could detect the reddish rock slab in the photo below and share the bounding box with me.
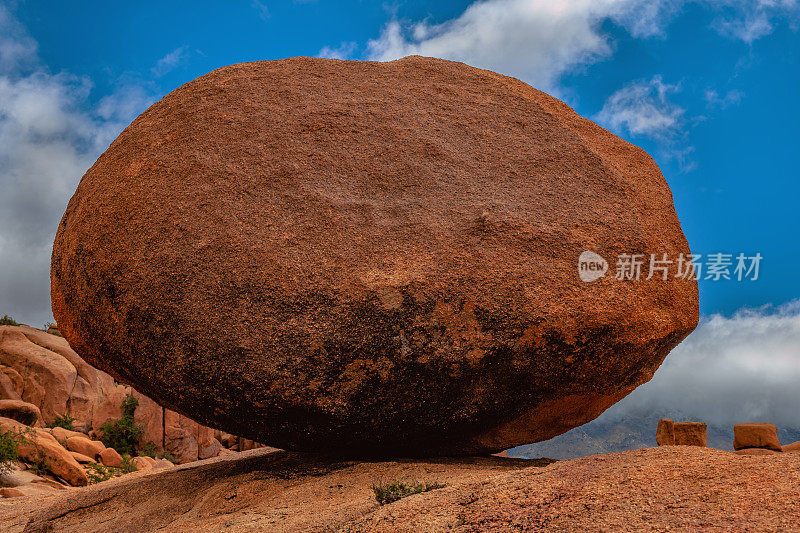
[51,55,698,456]
[782,441,800,453]
[733,423,782,452]
[656,418,675,446]
[674,421,707,447]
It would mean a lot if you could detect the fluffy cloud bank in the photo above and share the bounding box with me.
[365,0,671,92]
[605,300,800,427]
[361,0,798,93]
[0,5,155,327]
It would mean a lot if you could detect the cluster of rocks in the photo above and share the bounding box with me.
[0,324,265,496]
[656,418,800,453]
[0,414,173,492]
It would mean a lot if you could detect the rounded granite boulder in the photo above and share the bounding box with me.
[51,56,698,456]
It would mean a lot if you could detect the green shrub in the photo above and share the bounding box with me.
[87,463,115,484]
[139,441,156,458]
[139,442,176,463]
[119,454,138,474]
[28,452,49,477]
[98,393,144,456]
[372,479,446,505]
[47,414,76,431]
[0,429,21,474]
[43,322,62,336]
[0,315,18,326]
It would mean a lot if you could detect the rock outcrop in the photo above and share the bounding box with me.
[656,418,674,446]
[51,55,699,456]
[733,423,782,452]
[673,421,707,447]
[0,325,248,463]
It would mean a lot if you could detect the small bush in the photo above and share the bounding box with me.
[0,429,21,474]
[47,414,76,431]
[99,393,144,456]
[372,479,446,505]
[87,463,115,484]
[119,454,138,474]
[28,452,50,477]
[0,315,18,326]
[139,442,176,463]
[43,322,62,336]
[139,441,156,458]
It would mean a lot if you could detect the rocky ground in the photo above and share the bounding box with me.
[1,446,798,532]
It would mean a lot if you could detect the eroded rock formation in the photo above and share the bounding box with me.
[0,325,238,463]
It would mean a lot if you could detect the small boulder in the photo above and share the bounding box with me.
[673,421,707,447]
[656,418,674,446]
[99,447,123,468]
[781,441,800,453]
[64,436,105,459]
[132,456,156,471]
[0,400,41,426]
[733,423,782,452]
[50,426,87,443]
[0,487,26,498]
[199,437,222,460]
[69,451,96,464]
[153,458,174,470]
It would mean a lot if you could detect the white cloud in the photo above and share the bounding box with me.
[318,42,358,60]
[0,7,157,327]
[595,76,684,139]
[347,0,799,95]
[712,0,799,43]
[364,0,674,93]
[704,88,745,109]
[0,4,36,72]
[151,45,189,77]
[606,300,800,426]
[252,0,270,21]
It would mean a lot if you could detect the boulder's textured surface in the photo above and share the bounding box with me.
[674,421,707,447]
[656,418,674,446]
[733,423,782,451]
[51,55,699,455]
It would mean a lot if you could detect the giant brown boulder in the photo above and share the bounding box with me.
[51,56,699,456]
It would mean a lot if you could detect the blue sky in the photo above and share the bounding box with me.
[1,0,798,325]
